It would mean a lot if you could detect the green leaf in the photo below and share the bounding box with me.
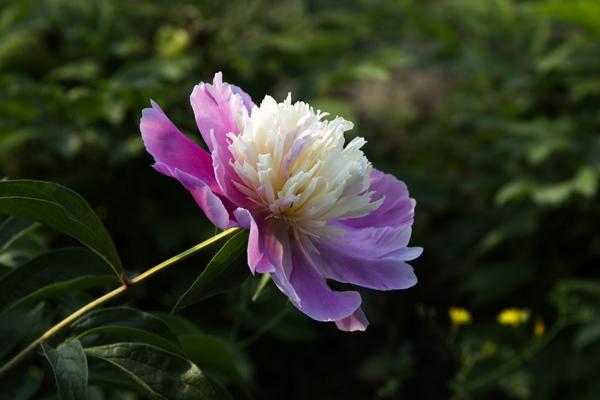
[172,230,249,312]
[87,362,143,392]
[85,342,219,400]
[0,216,39,253]
[42,339,88,400]
[69,307,182,355]
[572,166,598,197]
[575,318,600,349]
[0,303,52,361]
[495,180,532,205]
[0,248,118,315]
[0,180,124,282]
[154,313,204,336]
[179,334,250,386]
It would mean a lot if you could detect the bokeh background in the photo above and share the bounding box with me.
[1,0,600,398]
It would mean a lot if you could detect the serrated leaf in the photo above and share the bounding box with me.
[172,230,249,312]
[0,180,124,282]
[69,307,182,355]
[0,216,39,253]
[85,342,219,400]
[0,248,118,315]
[42,339,88,400]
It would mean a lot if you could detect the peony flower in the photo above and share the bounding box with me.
[140,72,421,331]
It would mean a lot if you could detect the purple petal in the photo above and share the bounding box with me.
[342,169,415,229]
[329,224,419,259]
[230,84,254,113]
[190,72,253,152]
[287,243,362,322]
[315,238,418,291]
[140,100,217,188]
[154,164,233,229]
[335,307,369,332]
[317,168,420,291]
[234,208,300,302]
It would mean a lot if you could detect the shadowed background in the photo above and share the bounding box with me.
[1,0,599,398]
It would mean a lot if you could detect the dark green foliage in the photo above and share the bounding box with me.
[85,342,218,400]
[42,339,88,400]
[0,180,124,281]
[68,307,183,355]
[0,248,117,314]
[0,181,236,399]
[0,217,39,253]
[173,230,249,312]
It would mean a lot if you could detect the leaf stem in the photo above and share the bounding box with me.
[237,301,290,349]
[0,227,241,377]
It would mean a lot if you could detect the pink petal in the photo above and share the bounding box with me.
[335,307,369,332]
[234,208,299,302]
[154,164,233,229]
[190,72,253,153]
[211,132,254,208]
[233,208,277,274]
[140,100,216,189]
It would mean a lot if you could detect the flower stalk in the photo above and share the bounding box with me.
[0,227,241,377]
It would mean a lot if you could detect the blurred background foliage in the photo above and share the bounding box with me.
[1,0,599,398]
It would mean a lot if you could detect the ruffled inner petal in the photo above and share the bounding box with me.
[315,168,421,291]
[341,169,415,229]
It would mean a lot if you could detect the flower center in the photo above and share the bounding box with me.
[228,95,381,242]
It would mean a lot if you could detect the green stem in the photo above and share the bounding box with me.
[237,301,290,349]
[251,272,271,302]
[0,227,241,377]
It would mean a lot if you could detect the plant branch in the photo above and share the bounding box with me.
[0,227,241,377]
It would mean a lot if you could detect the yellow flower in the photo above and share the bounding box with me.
[497,308,530,327]
[449,307,472,326]
[534,318,545,337]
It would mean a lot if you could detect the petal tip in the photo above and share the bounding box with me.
[335,308,370,332]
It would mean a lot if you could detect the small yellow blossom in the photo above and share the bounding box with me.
[449,307,472,326]
[497,308,530,327]
[534,318,545,337]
